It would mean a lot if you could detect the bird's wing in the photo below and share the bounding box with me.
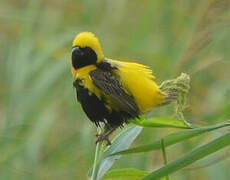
[90,69,139,117]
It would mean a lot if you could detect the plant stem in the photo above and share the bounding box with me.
[91,128,103,180]
[161,139,169,180]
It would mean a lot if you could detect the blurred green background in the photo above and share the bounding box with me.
[1,0,230,179]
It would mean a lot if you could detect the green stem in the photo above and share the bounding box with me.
[91,129,103,180]
[161,139,169,180]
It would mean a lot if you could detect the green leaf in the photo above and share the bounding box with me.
[102,168,149,180]
[88,125,143,180]
[102,168,168,180]
[111,121,230,156]
[142,131,230,180]
[129,117,192,129]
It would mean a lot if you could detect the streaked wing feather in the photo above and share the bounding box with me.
[90,69,139,117]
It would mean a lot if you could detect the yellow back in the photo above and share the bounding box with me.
[109,59,165,113]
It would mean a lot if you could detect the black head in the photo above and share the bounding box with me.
[72,46,97,69]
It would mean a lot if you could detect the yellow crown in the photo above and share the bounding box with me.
[72,32,104,62]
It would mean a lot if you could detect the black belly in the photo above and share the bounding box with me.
[74,79,134,127]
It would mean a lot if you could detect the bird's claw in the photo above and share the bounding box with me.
[95,134,111,146]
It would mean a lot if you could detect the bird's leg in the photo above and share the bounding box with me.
[95,126,117,146]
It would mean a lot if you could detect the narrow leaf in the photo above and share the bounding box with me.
[129,117,192,129]
[142,131,230,180]
[88,125,143,179]
[112,121,230,155]
[102,168,149,180]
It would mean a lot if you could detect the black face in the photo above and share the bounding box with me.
[72,46,97,69]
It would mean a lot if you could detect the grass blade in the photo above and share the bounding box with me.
[111,121,230,155]
[102,168,149,180]
[88,125,143,179]
[102,168,168,180]
[142,131,230,180]
[129,117,192,129]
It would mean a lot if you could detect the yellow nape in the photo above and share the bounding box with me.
[72,32,104,63]
[109,59,165,112]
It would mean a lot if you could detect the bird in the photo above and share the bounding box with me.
[71,32,175,145]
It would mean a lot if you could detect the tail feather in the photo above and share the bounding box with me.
[156,92,178,107]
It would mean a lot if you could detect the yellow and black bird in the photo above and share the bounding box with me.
[71,32,174,144]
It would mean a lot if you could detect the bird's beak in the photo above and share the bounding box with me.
[72,46,83,56]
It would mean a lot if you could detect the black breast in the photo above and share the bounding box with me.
[73,79,135,127]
